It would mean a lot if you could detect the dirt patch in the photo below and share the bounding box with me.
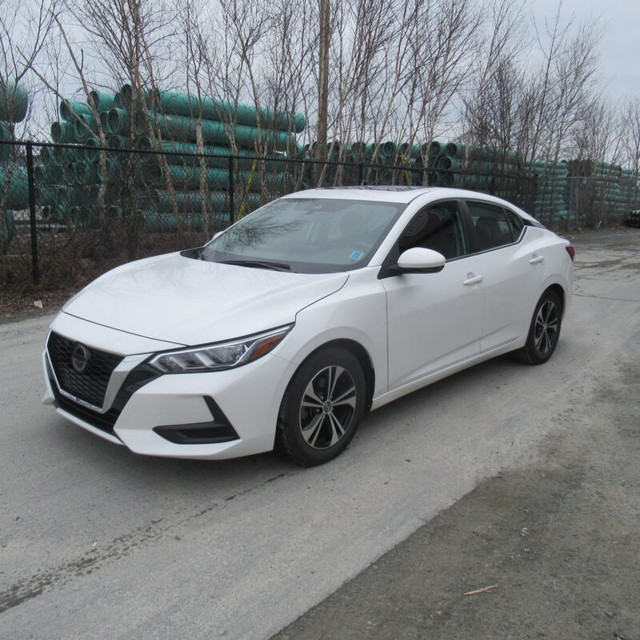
[272,358,640,639]
[0,289,68,323]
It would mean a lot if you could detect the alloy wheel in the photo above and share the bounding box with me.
[298,365,357,449]
[534,300,559,356]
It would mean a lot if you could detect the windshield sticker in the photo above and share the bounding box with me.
[349,250,365,261]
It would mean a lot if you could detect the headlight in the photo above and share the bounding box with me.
[149,325,293,374]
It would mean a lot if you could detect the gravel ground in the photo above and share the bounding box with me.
[272,229,640,640]
[1,228,638,640]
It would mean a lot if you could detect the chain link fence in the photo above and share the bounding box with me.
[1,139,638,293]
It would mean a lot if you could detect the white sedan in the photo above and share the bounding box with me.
[43,187,574,465]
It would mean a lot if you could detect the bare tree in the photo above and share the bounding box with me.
[0,0,59,255]
[460,0,528,156]
[619,98,640,176]
[0,0,59,133]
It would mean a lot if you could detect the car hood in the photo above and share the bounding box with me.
[63,253,349,346]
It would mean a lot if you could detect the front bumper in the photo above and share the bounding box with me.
[43,316,297,460]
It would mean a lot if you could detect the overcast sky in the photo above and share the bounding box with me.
[531,0,640,103]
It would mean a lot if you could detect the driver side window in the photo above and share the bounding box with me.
[398,201,466,259]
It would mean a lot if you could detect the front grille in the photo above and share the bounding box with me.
[54,390,122,433]
[47,332,123,408]
[49,363,160,434]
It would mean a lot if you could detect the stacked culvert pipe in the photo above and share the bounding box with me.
[39,86,306,231]
[123,86,304,230]
[0,80,30,246]
[524,160,569,224]
[38,94,112,227]
[433,143,522,194]
[566,160,637,225]
[298,139,429,187]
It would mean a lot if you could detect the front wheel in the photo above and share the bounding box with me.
[513,289,563,365]
[276,347,366,466]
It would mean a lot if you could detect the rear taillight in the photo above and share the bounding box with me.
[566,245,575,261]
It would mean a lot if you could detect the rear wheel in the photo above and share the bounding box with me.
[513,289,563,365]
[276,347,366,466]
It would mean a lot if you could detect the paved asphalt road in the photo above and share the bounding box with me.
[1,230,639,640]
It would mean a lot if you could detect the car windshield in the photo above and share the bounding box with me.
[196,197,406,273]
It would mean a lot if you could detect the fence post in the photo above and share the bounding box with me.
[25,141,40,285]
[228,155,234,225]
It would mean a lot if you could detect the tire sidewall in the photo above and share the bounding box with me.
[278,347,366,466]
[526,290,562,364]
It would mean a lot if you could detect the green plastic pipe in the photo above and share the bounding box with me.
[52,145,82,164]
[0,81,29,122]
[378,141,396,158]
[0,123,10,161]
[398,142,421,158]
[148,189,261,213]
[137,138,287,171]
[349,141,374,160]
[300,143,311,158]
[88,90,117,113]
[106,108,134,135]
[427,141,443,158]
[75,161,100,185]
[143,112,295,151]
[0,166,29,209]
[100,111,109,132]
[97,157,124,184]
[436,156,460,170]
[67,205,91,227]
[35,183,59,206]
[116,84,156,109]
[64,186,92,206]
[78,136,125,161]
[326,142,341,158]
[117,85,133,107]
[107,135,131,149]
[143,163,294,192]
[73,114,98,140]
[60,99,93,122]
[152,88,306,133]
[82,138,101,162]
[50,121,77,143]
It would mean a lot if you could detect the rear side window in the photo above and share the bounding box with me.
[504,208,525,238]
[466,201,515,252]
[398,201,466,259]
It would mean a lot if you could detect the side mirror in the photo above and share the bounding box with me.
[397,247,446,273]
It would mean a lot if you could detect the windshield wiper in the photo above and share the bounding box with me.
[219,259,292,272]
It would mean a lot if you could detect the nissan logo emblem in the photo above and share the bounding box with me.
[71,343,91,374]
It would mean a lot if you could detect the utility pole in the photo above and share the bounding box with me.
[315,0,330,184]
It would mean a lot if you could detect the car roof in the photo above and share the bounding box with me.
[281,186,435,204]
[280,187,541,224]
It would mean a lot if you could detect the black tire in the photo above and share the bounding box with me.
[276,347,366,466]
[513,289,563,365]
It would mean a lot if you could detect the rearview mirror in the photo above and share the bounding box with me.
[397,247,446,273]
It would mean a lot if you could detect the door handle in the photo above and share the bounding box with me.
[463,274,483,286]
[529,255,544,265]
